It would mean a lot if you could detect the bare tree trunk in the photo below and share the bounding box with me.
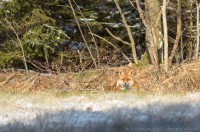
[162,0,168,72]
[135,0,160,75]
[72,0,100,67]
[145,0,162,49]
[188,2,194,60]
[180,36,183,61]
[144,0,162,70]
[5,18,29,76]
[195,1,200,60]
[168,0,182,67]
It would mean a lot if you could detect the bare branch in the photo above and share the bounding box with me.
[89,32,132,64]
[0,73,16,87]
[68,0,97,68]
[72,0,100,66]
[105,28,131,46]
[113,0,138,64]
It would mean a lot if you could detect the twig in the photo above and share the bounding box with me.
[22,75,39,92]
[0,73,16,87]
[105,28,131,46]
[72,0,100,67]
[90,32,132,64]
[19,74,39,92]
[68,0,97,68]
[28,60,45,72]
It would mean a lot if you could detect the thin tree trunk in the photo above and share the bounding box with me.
[72,0,100,67]
[114,0,138,64]
[189,2,194,60]
[195,1,200,60]
[168,0,182,67]
[162,0,168,72]
[5,18,29,76]
[180,36,183,61]
[68,0,97,68]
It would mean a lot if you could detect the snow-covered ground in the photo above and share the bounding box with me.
[0,92,200,132]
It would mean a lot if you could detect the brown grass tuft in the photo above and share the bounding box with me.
[0,60,199,94]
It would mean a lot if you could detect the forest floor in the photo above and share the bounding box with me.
[0,60,200,131]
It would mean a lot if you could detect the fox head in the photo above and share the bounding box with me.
[116,70,135,90]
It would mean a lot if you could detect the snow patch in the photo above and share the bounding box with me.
[1,93,200,131]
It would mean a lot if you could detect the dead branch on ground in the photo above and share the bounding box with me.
[0,73,16,87]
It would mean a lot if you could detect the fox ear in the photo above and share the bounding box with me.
[117,70,124,76]
[128,70,135,76]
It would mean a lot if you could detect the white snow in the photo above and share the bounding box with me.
[0,93,200,132]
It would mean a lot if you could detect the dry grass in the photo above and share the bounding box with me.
[0,61,200,132]
[0,60,199,94]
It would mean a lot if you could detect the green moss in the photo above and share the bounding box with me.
[135,52,150,67]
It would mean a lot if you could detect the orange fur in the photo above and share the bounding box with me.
[104,69,139,92]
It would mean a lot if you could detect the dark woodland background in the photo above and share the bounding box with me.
[0,0,199,73]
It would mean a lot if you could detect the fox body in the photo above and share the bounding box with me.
[105,69,139,92]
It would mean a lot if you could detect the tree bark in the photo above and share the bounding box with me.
[135,0,160,75]
[114,0,138,64]
[168,0,182,67]
[188,2,194,60]
[195,1,200,60]
[162,0,169,72]
[145,0,163,49]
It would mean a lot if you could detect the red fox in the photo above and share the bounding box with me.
[104,69,139,92]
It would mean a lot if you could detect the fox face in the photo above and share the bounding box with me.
[117,76,134,90]
[116,70,139,91]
